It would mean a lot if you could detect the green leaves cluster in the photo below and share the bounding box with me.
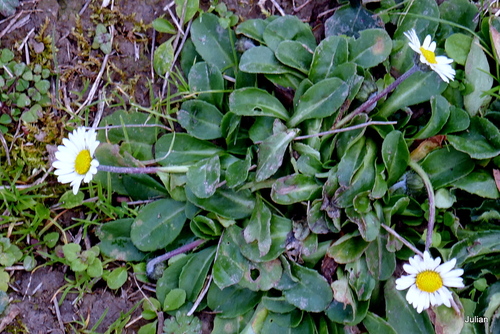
[95,0,500,333]
[0,49,51,130]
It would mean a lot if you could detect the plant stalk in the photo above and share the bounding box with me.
[381,224,424,258]
[97,165,189,174]
[408,160,435,251]
[334,65,419,129]
[146,239,205,277]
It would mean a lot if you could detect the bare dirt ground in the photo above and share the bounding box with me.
[0,0,335,332]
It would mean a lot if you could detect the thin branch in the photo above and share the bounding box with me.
[270,0,286,16]
[408,160,435,251]
[294,121,397,140]
[75,52,110,115]
[146,239,205,277]
[334,65,419,130]
[381,224,424,257]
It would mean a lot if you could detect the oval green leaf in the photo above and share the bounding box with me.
[447,117,500,159]
[239,46,290,74]
[309,36,348,83]
[282,261,333,312]
[179,246,216,301]
[287,77,349,127]
[382,130,410,186]
[178,100,223,140]
[464,37,492,116]
[186,155,220,198]
[163,288,187,311]
[98,218,146,262]
[213,231,249,289]
[256,126,298,182]
[453,169,500,199]
[271,174,322,205]
[420,147,475,189]
[130,199,186,252]
[377,71,447,119]
[104,267,128,290]
[191,13,237,75]
[412,95,451,140]
[275,40,313,74]
[188,61,224,110]
[186,186,255,220]
[229,87,289,121]
[155,133,223,166]
[262,15,316,52]
[349,29,392,68]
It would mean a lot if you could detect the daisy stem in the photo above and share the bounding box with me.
[381,223,424,257]
[408,160,435,251]
[146,239,205,277]
[97,165,189,174]
[334,64,420,130]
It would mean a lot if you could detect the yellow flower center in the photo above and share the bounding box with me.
[75,149,92,175]
[420,47,437,64]
[415,270,443,293]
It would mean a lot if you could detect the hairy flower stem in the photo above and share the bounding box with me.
[408,160,435,251]
[146,239,205,277]
[97,165,189,174]
[334,65,419,130]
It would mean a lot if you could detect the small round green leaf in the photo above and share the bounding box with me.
[163,288,186,311]
[104,267,128,290]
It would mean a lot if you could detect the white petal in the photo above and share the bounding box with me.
[429,291,438,306]
[435,55,453,65]
[416,290,430,313]
[422,35,433,50]
[428,41,436,52]
[436,258,456,273]
[437,288,452,307]
[404,29,422,53]
[406,284,419,303]
[444,268,464,279]
[71,181,81,195]
[409,254,424,271]
[396,275,416,290]
[403,263,419,275]
[433,258,441,270]
[443,277,464,288]
[62,137,80,154]
[52,160,73,171]
[58,174,76,184]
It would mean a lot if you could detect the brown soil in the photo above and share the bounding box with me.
[0,0,336,332]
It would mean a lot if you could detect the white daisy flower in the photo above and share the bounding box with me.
[395,251,464,313]
[52,127,100,195]
[404,29,455,83]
